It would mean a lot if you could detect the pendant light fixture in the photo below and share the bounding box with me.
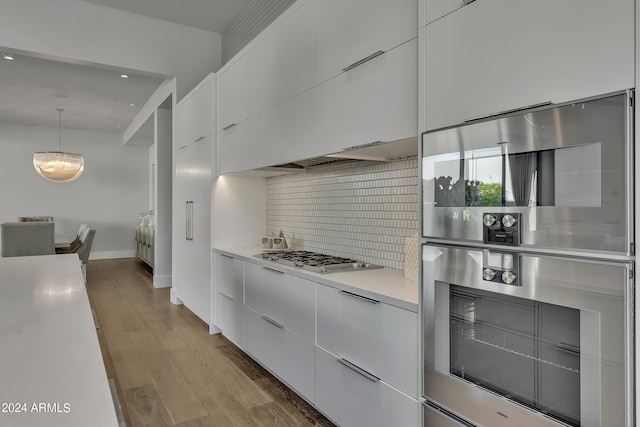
[33,109,84,183]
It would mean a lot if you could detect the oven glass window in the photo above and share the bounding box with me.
[427,143,601,208]
[450,285,581,427]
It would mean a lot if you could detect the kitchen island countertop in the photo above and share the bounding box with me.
[214,246,419,312]
[0,254,119,427]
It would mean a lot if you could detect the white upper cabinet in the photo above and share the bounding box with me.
[178,76,215,146]
[319,39,417,155]
[318,0,417,82]
[217,85,320,174]
[216,0,320,131]
[421,0,467,27]
[423,0,635,130]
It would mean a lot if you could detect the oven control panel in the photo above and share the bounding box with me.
[482,250,520,286]
[482,213,521,246]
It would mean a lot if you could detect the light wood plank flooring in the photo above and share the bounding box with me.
[86,258,335,427]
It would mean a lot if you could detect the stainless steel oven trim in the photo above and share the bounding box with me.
[422,242,634,427]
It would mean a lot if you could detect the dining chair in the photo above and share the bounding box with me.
[1,222,55,257]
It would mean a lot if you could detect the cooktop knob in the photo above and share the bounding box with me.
[483,214,497,227]
[501,214,517,228]
[482,268,496,281]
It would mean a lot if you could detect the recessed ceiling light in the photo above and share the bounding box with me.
[115,125,122,128]
[3,53,14,61]
[129,103,136,107]
[120,74,129,78]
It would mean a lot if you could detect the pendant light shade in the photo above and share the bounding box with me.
[33,109,84,183]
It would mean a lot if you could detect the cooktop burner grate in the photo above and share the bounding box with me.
[255,250,382,273]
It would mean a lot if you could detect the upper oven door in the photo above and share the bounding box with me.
[421,91,633,255]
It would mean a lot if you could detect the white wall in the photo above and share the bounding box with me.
[0,122,149,259]
[0,0,221,100]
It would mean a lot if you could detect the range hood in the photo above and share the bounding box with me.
[256,137,418,175]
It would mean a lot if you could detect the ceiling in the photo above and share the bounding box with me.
[81,0,253,34]
[0,0,252,135]
[0,53,164,133]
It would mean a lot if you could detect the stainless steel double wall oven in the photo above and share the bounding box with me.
[421,91,635,427]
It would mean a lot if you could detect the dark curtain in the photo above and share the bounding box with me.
[508,153,538,206]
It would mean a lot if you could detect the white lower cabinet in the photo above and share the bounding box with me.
[213,253,244,347]
[215,258,419,425]
[243,262,316,402]
[316,283,418,397]
[316,346,419,427]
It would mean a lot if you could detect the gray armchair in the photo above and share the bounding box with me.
[76,227,96,265]
[1,222,55,257]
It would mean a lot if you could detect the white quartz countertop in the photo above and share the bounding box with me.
[214,246,419,312]
[0,254,119,427]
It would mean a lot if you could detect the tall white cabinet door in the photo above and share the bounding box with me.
[423,0,635,130]
[319,39,417,155]
[319,0,417,82]
[173,137,212,324]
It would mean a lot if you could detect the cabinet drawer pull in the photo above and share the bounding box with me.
[337,358,380,382]
[262,266,284,275]
[222,123,237,131]
[219,291,235,301]
[261,315,284,329]
[178,144,188,150]
[194,136,205,142]
[463,0,476,4]
[464,101,552,123]
[342,50,385,72]
[339,290,379,304]
[220,253,234,259]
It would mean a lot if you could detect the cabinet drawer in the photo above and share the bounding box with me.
[316,284,418,396]
[315,346,419,427]
[423,402,469,427]
[244,307,315,402]
[244,263,315,341]
[214,253,243,300]
[214,289,244,348]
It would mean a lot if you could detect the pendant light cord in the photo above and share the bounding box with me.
[57,108,63,151]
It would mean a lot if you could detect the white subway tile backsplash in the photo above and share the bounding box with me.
[266,157,419,270]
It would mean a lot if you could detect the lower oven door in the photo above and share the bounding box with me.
[422,244,634,427]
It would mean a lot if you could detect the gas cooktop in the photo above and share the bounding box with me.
[255,250,383,274]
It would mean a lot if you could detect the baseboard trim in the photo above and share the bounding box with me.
[90,250,135,260]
